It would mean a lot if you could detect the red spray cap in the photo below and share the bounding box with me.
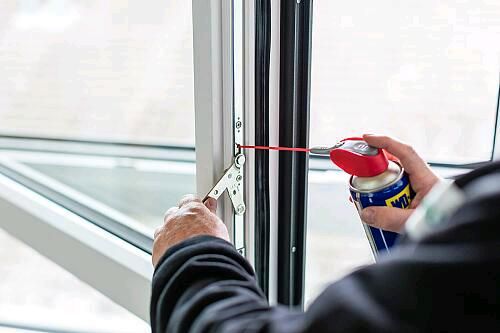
[329,137,389,177]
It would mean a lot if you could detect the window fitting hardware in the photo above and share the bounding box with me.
[203,153,246,216]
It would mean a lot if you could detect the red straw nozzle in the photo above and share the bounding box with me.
[238,144,310,152]
[237,139,389,177]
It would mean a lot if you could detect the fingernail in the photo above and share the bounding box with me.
[207,200,214,210]
[361,208,374,224]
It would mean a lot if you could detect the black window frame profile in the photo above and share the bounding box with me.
[254,0,272,298]
[0,136,197,253]
[277,0,313,309]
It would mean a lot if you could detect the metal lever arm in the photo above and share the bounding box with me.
[204,154,246,215]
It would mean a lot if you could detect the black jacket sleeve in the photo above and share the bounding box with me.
[150,235,303,332]
[151,168,500,332]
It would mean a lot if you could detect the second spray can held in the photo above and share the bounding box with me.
[311,137,415,256]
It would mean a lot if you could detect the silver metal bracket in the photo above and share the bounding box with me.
[204,153,246,216]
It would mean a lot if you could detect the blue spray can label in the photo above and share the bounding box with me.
[349,161,414,255]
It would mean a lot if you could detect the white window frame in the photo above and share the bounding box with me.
[193,0,256,259]
[0,172,153,321]
[494,89,500,160]
[268,0,281,305]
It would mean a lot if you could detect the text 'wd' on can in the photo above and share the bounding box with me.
[350,160,413,255]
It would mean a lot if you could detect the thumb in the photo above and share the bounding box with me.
[360,206,414,233]
[204,197,218,214]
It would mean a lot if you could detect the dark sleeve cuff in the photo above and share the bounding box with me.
[150,235,263,333]
[153,235,233,274]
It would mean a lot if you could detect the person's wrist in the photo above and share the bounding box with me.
[152,196,229,267]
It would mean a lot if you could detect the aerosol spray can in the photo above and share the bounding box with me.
[311,137,414,255]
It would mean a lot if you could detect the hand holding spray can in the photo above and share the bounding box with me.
[238,137,414,255]
[310,137,415,255]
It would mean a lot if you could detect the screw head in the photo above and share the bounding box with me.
[236,204,246,215]
[235,154,246,167]
[236,175,242,182]
[235,121,242,129]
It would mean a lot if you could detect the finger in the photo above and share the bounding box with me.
[178,194,202,208]
[409,192,425,209]
[360,206,414,233]
[385,151,399,163]
[154,225,164,239]
[163,206,179,223]
[362,134,428,176]
[204,197,218,214]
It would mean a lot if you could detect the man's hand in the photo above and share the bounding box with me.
[152,195,229,267]
[359,134,440,232]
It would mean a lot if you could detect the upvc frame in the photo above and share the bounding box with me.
[267,0,282,305]
[0,172,153,321]
[494,83,500,160]
[193,0,255,259]
[0,143,197,325]
[243,0,257,266]
[0,143,196,325]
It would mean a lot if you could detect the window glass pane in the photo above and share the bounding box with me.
[0,228,149,332]
[0,0,196,243]
[310,1,500,164]
[25,158,195,232]
[0,0,194,146]
[0,149,195,236]
[305,170,373,305]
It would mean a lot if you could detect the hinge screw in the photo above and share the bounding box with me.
[235,154,246,167]
[236,204,246,215]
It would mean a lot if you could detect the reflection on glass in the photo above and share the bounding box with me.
[5,151,196,233]
[33,163,194,231]
[0,0,195,145]
[310,1,500,163]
